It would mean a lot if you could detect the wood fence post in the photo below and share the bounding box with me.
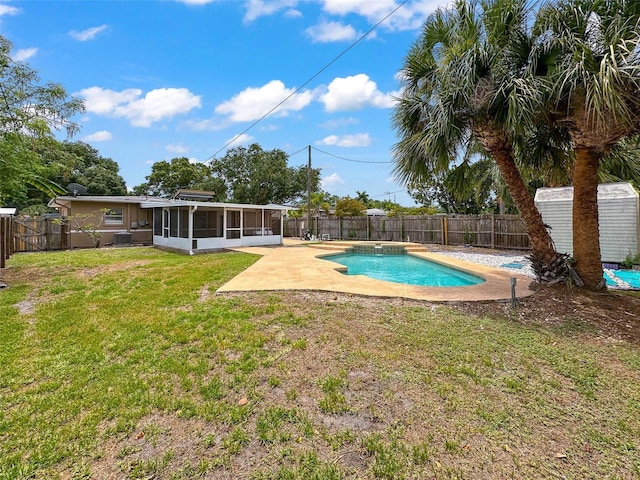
[45,218,50,251]
[491,214,495,249]
[442,216,449,245]
[61,222,68,250]
[1,218,5,268]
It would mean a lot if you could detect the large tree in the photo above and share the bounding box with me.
[532,0,640,290]
[210,143,320,205]
[408,158,500,214]
[393,0,561,279]
[137,157,226,199]
[6,140,127,213]
[0,35,84,202]
[55,141,127,196]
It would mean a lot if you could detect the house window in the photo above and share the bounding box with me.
[104,208,124,225]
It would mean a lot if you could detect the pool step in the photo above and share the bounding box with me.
[306,243,347,251]
[307,241,428,253]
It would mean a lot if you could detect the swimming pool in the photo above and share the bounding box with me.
[322,253,485,287]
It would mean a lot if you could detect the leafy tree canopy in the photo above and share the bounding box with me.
[354,191,405,212]
[137,157,226,199]
[4,140,127,213]
[334,198,366,217]
[407,158,502,214]
[0,35,84,202]
[210,143,320,205]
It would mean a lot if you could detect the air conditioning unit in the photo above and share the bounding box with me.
[113,232,133,245]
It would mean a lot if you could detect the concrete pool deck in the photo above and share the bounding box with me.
[217,239,534,302]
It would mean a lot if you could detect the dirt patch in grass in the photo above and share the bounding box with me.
[454,283,640,343]
[262,285,640,343]
[4,248,639,480]
[92,413,224,478]
[75,259,154,279]
[15,293,38,315]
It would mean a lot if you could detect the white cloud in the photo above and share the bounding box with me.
[116,88,202,127]
[77,87,142,114]
[321,0,437,31]
[319,74,396,112]
[166,143,188,154]
[225,133,254,147]
[318,133,371,147]
[284,8,302,18]
[12,47,37,62]
[215,80,313,122]
[77,86,202,127]
[305,20,356,43]
[244,0,299,22]
[321,172,344,190]
[184,118,228,131]
[82,130,112,142]
[319,117,359,128]
[0,4,20,16]
[69,24,108,41]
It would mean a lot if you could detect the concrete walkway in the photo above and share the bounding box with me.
[218,240,533,302]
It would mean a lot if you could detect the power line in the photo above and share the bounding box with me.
[286,146,309,158]
[208,0,410,160]
[311,146,392,164]
[371,189,406,198]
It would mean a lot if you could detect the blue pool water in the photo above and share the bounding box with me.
[322,253,484,287]
[604,269,640,289]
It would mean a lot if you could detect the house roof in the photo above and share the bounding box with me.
[173,189,217,201]
[0,207,17,216]
[48,195,166,207]
[138,199,289,211]
[535,182,639,203]
[365,208,387,216]
[48,195,289,211]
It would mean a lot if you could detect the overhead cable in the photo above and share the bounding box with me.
[311,146,392,164]
[208,0,410,159]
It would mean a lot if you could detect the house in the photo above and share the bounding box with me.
[48,194,289,254]
[534,182,640,263]
[365,208,387,216]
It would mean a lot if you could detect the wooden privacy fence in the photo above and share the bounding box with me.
[284,214,531,250]
[0,215,13,268]
[12,217,67,253]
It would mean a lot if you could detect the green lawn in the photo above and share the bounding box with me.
[0,247,638,479]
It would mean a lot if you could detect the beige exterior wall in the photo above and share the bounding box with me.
[55,200,153,248]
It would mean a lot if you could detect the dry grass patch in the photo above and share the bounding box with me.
[0,248,639,479]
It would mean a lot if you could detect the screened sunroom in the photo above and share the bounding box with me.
[142,200,288,254]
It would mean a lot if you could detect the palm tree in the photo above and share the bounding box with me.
[533,0,640,290]
[393,0,560,276]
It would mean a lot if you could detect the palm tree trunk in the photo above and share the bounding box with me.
[477,129,556,265]
[572,148,605,290]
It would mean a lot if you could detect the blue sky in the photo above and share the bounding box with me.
[1,0,444,205]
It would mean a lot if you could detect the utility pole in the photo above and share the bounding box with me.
[307,145,312,237]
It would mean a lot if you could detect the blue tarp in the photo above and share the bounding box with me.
[501,262,524,269]
[611,270,640,289]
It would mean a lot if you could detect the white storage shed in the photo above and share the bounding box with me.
[534,182,640,263]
